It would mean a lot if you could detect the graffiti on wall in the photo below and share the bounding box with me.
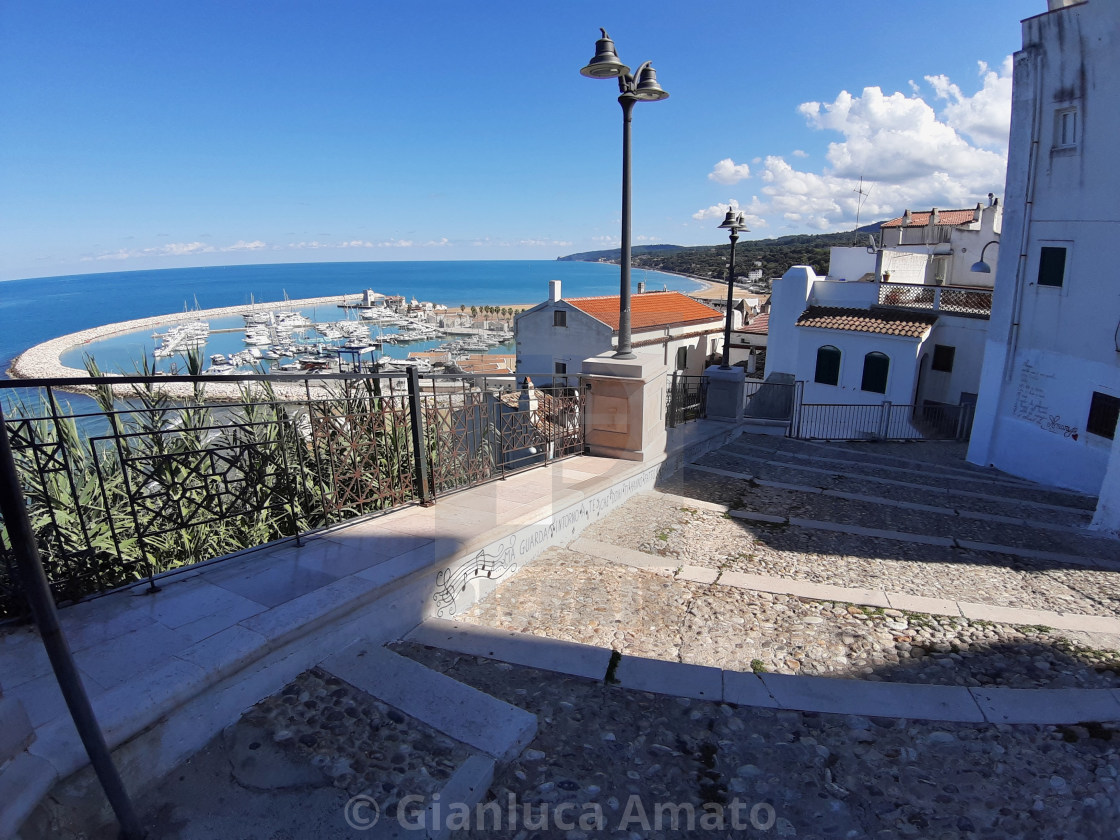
[1012,361,1078,440]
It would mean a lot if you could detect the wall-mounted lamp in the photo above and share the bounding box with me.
[970,240,999,273]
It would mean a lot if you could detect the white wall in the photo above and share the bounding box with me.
[796,328,922,406]
[881,251,931,285]
[766,266,818,377]
[515,302,613,378]
[968,0,1120,496]
[915,316,989,406]
[827,248,876,283]
[810,279,878,309]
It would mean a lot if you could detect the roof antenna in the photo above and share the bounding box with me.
[853,176,873,230]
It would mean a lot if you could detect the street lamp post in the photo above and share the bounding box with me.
[717,208,749,369]
[580,29,668,359]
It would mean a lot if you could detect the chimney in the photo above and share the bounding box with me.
[931,207,940,225]
[974,202,983,222]
[988,192,995,206]
[548,280,562,302]
[637,281,646,294]
[903,209,912,226]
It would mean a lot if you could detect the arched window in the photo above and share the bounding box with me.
[861,352,890,394]
[814,345,841,385]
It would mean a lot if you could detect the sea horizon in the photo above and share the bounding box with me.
[0,259,698,376]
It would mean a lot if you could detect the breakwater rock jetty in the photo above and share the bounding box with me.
[6,294,362,401]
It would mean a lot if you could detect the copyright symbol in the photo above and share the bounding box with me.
[344,794,380,831]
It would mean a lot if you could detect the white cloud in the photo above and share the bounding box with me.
[707,158,751,184]
[224,240,267,252]
[791,149,808,158]
[518,238,573,247]
[691,198,767,229]
[84,239,270,261]
[925,57,1013,150]
[695,58,1013,232]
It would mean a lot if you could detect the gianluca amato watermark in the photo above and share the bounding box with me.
[344,791,778,833]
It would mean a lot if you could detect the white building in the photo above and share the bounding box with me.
[514,281,725,381]
[766,198,999,418]
[828,202,1002,289]
[967,0,1120,533]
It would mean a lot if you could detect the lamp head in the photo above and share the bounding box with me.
[633,63,669,100]
[718,210,748,232]
[580,29,630,79]
[971,239,998,273]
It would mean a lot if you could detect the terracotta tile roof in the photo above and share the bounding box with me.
[566,291,722,331]
[881,209,977,228]
[631,326,723,349]
[741,313,769,335]
[795,306,937,338]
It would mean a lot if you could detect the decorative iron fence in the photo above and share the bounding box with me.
[0,371,584,618]
[666,373,706,427]
[791,399,974,442]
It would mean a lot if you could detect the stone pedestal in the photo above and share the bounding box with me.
[582,353,668,461]
[703,364,746,422]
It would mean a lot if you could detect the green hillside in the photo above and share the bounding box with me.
[558,225,882,284]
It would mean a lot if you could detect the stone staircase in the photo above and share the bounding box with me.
[666,434,1115,570]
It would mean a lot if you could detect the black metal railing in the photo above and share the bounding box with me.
[666,373,706,427]
[0,371,584,618]
[791,399,974,442]
[744,379,797,421]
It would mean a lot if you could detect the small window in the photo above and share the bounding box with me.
[1087,391,1120,440]
[675,347,688,370]
[553,309,567,327]
[814,345,841,385]
[861,352,890,394]
[554,361,567,375]
[1038,246,1067,287]
[1055,107,1078,149]
[931,345,955,373]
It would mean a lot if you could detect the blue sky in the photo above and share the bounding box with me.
[0,0,1040,281]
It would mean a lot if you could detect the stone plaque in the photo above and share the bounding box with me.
[592,395,630,434]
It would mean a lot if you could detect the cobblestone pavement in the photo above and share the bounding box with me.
[89,668,475,839]
[456,548,1120,689]
[582,492,1120,618]
[396,642,1120,840]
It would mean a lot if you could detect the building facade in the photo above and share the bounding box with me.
[514,281,725,381]
[967,0,1120,524]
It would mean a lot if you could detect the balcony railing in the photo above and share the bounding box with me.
[877,282,992,318]
[0,371,584,619]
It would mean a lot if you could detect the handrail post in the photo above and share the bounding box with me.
[407,367,433,506]
[878,400,892,440]
[0,407,144,840]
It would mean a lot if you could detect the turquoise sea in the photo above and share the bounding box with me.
[0,260,694,377]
